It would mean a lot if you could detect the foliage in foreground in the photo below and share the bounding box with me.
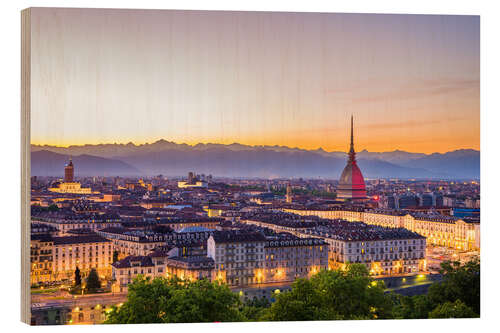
[105,276,243,324]
[262,264,392,321]
[86,268,101,292]
[105,260,479,323]
[392,258,480,319]
[74,267,82,287]
[428,300,478,318]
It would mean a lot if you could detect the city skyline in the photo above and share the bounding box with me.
[30,8,479,154]
[24,7,481,325]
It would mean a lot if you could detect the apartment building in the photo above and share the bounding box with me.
[52,235,113,281]
[207,230,330,286]
[405,213,480,250]
[307,223,427,275]
[32,212,121,236]
[96,227,166,258]
[207,231,267,286]
[111,256,158,292]
[262,236,329,283]
[30,235,54,284]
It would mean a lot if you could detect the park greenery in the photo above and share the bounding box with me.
[105,276,244,323]
[392,258,479,319]
[70,267,102,294]
[104,259,479,324]
[74,266,82,287]
[113,250,119,264]
[86,268,102,292]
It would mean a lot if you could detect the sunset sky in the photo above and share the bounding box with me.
[30,8,479,153]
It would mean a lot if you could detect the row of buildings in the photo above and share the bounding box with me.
[282,207,480,251]
[33,199,479,287]
[240,212,427,276]
[110,230,329,292]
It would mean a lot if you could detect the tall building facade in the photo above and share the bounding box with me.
[286,183,293,203]
[337,116,367,200]
[52,236,113,281]
[64,158,74,182]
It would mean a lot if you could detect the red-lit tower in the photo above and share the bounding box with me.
[337,116,367,200]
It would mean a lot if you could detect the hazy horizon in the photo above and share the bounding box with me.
[31,8,479,154]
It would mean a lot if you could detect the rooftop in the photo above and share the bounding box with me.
[52,235,111,245]
[307,220,425,242]
[212,231,267,243]
[112,255,154,269]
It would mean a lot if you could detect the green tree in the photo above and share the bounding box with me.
[74,267,82,287]
[86,268,101,293]
[392,258,480,319]
[263,264,393,321]
[112,250,119,263]
[428,258,480,314]
[105,276,244,324]
[429,300,478,318]
[262,278,331,321]
[241,297,271,321]
[391,294,433,319]
[106,276,176,324]
[164,278,244,322]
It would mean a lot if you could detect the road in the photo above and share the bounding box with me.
[32,292,127,310]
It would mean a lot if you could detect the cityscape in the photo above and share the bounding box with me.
[30,117,480,324]
[27,8,479,325]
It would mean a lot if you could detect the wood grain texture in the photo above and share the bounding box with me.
[21,7,31,325]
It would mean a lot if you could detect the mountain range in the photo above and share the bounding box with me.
[31,141,479,179]
[31,150,139,177]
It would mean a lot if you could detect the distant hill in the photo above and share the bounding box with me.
[397,149,480,179]
[357,149,426,164]
[30,141,479,179]
[109,148,439,179]
[31,150,139,177]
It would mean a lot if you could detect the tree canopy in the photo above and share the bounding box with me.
[393,258,480,319]
[104,259,479,323]
[105,276,244,324]
[428,300,478,319]
[86,268,101,292]
[428,258,480,314]
[74,267,82,287]
[112,251,119,264]
[262,264,393,321]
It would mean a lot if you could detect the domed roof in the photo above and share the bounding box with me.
[337,161,367,199]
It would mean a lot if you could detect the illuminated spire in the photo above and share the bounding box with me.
[348,115,356,163]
